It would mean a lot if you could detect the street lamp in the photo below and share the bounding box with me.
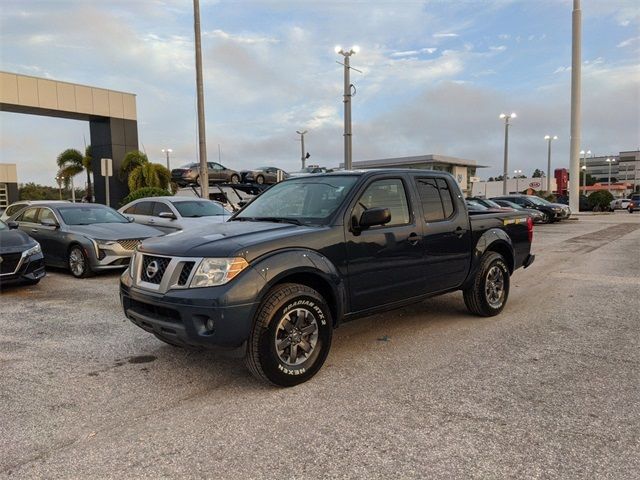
[544,135,558,192]
[55,175,63,200]
[296,130,308,169]
[580,149,591,196]
[606,157,616,193]
[336,45,360,170]
[514,169,523,192]
[499,112,516,194]
[162,148,173,171]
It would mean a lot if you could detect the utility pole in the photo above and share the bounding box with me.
[336,46,360,170]
[162,148,173,171]
[500,112,516,195]
[569,0,582,213]
[296,130,308,169]
[544,135,558,192]
[193,0,208,198]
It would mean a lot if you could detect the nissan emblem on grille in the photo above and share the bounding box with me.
[146,261,159,279]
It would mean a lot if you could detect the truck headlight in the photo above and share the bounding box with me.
[190,257,249,288]
[24,243,41,256]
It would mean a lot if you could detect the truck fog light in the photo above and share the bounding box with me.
[206,318,215,331]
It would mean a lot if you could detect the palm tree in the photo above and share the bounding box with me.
[128,162,171,191]
[57,147,93,201]
[83,145,93,201]
[120,150,149,180]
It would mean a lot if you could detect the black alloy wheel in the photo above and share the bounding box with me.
[245,283,333,387]
[68,245,92,278]
[463,251,510,317]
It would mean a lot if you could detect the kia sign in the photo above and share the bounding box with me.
[529,181,541,188]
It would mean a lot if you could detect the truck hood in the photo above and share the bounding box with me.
[138,220,319,258]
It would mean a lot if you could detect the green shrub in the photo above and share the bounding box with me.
[120,187,172,206]
[587,190,613,210]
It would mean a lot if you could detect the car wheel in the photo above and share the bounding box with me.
[68,245,92,278]
[463,251,510,317]
[245,283,333,387]
[230,174,240,184]
[540,212,550,223]
[629,207,634,214]
[255,175,265,185]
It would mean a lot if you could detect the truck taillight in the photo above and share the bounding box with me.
[527,216,534,243]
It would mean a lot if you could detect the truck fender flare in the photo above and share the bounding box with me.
[249,248,346,326]
[464,229,515,287]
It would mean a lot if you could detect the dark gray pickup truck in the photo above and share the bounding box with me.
[121,169,534,386]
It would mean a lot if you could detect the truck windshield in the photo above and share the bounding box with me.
[233,175,358,224]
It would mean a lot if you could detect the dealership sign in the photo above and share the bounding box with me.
[529,181,541,188]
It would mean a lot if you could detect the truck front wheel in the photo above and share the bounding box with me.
[463,252,510,317]
[245,283,333,387]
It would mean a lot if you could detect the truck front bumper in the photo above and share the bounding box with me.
[120,272,263,349]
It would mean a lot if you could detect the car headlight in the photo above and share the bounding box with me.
[24,242,41,256]
[189,257,249,288]
[552,207,562,211]
[95,239,117,248]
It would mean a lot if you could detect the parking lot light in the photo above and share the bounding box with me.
[499,113,516,194]
[606,157,616,193]
[336,45,360,170]
[580,149,591,195]
[162,148,173,170]
[544,135,558,193]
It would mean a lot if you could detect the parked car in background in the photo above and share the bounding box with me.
[240,166,289,185]
[171,162,240,187]
[465,199,500,213]
[492,194,570,223]
[289,166,333,177]
[119,197,232,234]
[628,194,640,213]
[610,198,631,211]
[0,219,45,288]
[9,203,162,278]
[492,199,546,224]
[555,194,590,212]
[467,197,516,212]
[0,200,70,222]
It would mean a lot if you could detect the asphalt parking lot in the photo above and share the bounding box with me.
[2,213,639,479]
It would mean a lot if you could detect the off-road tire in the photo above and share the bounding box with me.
[245,283,332,387]
[463,252,510,317]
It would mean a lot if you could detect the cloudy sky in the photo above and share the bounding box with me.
[1,0,638,186]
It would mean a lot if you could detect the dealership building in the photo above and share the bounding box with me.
[0,163,18,210]
[343,154,485,195]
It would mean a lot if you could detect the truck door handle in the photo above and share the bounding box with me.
[455,227,465,238]
[408,232,420,246]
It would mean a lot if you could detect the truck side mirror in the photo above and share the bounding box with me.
[358,207,391,230]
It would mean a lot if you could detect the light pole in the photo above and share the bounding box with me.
[296,130,308,169]
[514,169,523,192]
[544,135,558,192]
[55,175,63,200]
[606,157,616,193]
[162,148,173,171]
[499,112,516,194]
[193,0,208,198]
[335,45,360,170]
[580,149,591,196]
[569,0,582,214]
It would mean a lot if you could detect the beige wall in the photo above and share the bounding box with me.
[0,72,136,120]
[0,163,18,183]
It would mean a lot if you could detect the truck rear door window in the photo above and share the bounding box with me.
[415,177,455,222]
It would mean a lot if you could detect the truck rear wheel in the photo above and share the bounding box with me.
[245,283,332,387]
[463,252,510,317]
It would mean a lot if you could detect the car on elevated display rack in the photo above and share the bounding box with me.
[8,203,162,278]
[0,219,46,288]
[171,162,241,187]
[240,166,289,185]
[119,197,232,234]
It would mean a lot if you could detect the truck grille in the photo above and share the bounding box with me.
[140,255,170,284]
[178,262,195,286]
[117,239,141,251]
[0,252,22,274]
